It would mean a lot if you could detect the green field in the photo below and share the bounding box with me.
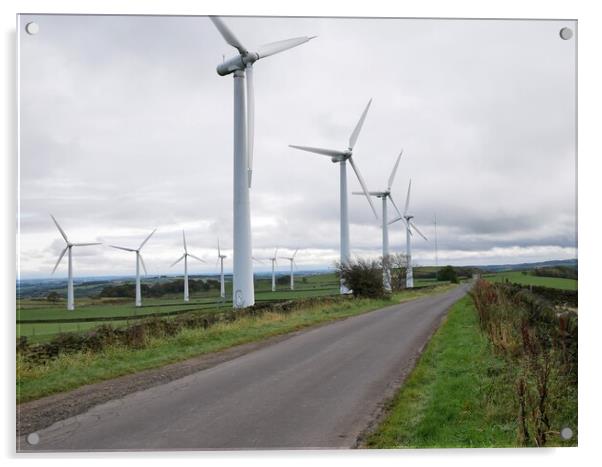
[17,272,451,342]
[483,271,577,290]
[17,284,457,403]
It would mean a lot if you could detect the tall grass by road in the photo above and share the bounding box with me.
[17,284,455,404]
[368,281,577,448]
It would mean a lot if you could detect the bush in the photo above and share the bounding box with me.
[471,280,577,446]
[46,291,61,302]
[336,258,386,299]
[437,265,459,283]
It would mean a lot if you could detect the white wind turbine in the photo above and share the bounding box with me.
[170,230,206,302]
[269,248,278,292]
[289,100,379,293]
[390,180,428,288]
[216,239,227,300]
[352,149,404,292]
[280,249,299,291]
[50,215,102,311]
[209,16,315,309]
[109,229,156,307]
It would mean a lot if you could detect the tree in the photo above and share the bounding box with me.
[336,258,386,298]
[437,265,459,283]
[46,291,61,302]
[389,253,409,291]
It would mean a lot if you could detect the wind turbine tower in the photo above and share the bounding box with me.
[50,215,102,311]
[390,180,428,288]
[280,249,299,290]
[209,16,315,308]
[269,248,278,292]
[289,100,379,294]
[217,239,227,300]
[110,228,156,307]
[352,149,404,292]
[170,230,206,302]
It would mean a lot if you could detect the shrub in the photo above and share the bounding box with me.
[437,265,459,283]
[470,280,577,446]
[336,258,386,299]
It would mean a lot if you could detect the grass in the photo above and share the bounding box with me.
[367,295,518,448]
[17,284,456,404]
[483,271,577,291]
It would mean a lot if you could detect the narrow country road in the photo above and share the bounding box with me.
[19,284,470,451]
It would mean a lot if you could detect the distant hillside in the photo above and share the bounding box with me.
[476,259,577,273]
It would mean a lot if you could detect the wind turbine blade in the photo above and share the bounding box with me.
[189,254,206,263]
[404,179,412,216]
[288,145,346,158]
[182,230,187,253]
[387,148,404,191]
[208,16,247,54]
[388,217,403,225]
[72,242,102,247]
[348,156,379,220]
[109,245,136,252]
[217,238,221,257]
[252,257,265,264]
[246,64,255,188]
[51,246,68,274]
[170,254,186,268]
[352,191,383,196]
[139,254,148,275]
[274,248,278,259]
[50,215,69,243]
[292,248,299,259]
[348,99,372,150]
[256,36,316,59]
[389,196,404,219]
[139,228,156,250]
[410,221,428,241]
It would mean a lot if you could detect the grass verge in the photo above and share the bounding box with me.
[17,284,455,404]
[366,295,518,448]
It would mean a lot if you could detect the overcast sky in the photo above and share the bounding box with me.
[17,14,576,279]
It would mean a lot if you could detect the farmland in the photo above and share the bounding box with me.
[16,271,450,343]
[482,270,577,290]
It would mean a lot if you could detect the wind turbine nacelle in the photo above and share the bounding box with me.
[330,152,351,163]
[216,53,259,76]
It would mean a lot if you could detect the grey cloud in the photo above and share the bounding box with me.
[18,15,576,277]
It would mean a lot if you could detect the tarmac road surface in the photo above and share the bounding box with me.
[19,284,470,451]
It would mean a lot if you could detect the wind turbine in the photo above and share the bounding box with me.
[170,230,206,302]
[110,228,156,307]
[352,148,404,292]
[390,180,428,288]
[289,99,379,294]
[216,239,227,300]
[209,16,315,309]
[280,249,299,291]
[269,248,278,292]
[50,215,101,311]
[434,213,439,267]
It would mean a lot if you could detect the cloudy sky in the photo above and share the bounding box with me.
[17,14,576,279]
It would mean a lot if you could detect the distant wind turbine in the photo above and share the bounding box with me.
[216,239,227,300]
[209,16,315,308]
[390,180,428,288]
[110,228,156,307]
[289,100,379,294]
[353,148,404,292]
[269,248,278,292]
[170,230,206,302]
[50,215,102,311]
[280,249,299,290]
